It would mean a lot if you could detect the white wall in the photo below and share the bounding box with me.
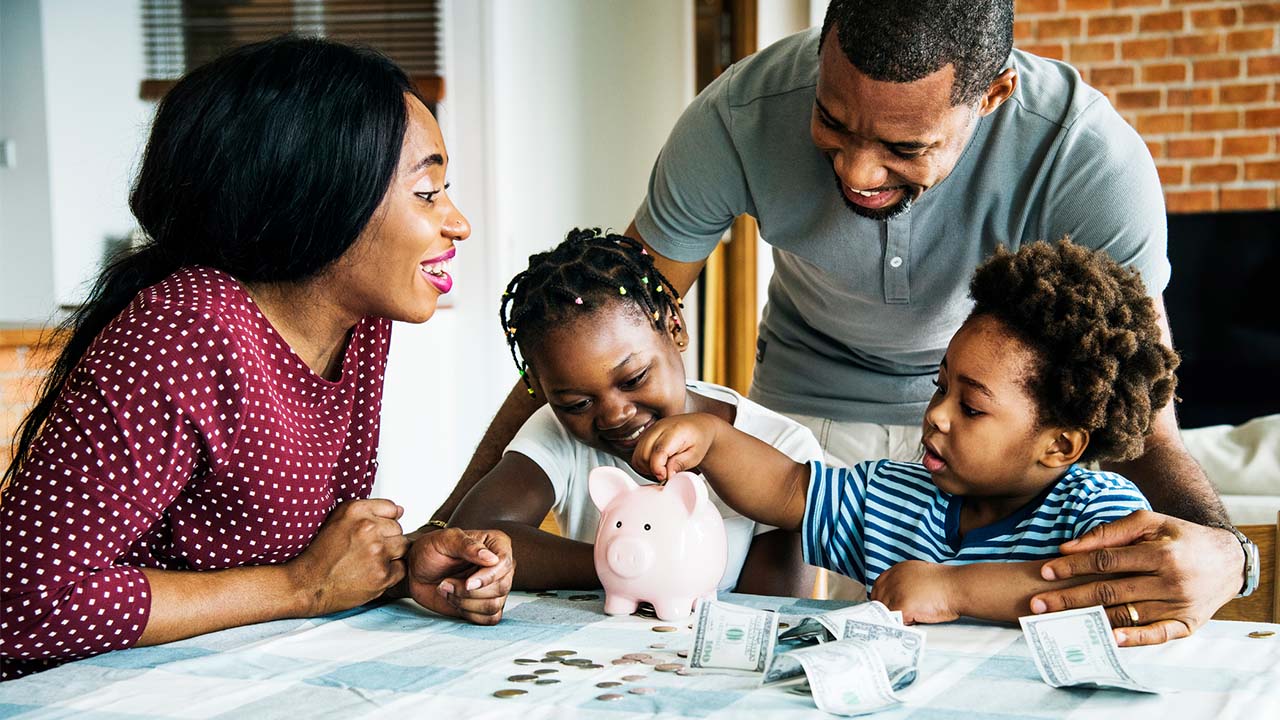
[373,0,696,525]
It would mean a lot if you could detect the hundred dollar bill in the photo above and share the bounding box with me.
[763,639,902,716]
[688,599,779,675]
[1019,606,1159,693]
[841,619,926,690]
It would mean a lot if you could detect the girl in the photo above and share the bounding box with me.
[634,239,1178,629]
[1,37,513,678]
[448,228,822,596]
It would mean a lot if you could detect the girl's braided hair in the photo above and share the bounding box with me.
[969,238,1179,463]
[499,228,684,396]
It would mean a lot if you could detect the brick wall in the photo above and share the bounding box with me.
[1014,0,1279,213]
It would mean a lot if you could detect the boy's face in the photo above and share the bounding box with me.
[526,303,690,463]
[920,315,1068,502]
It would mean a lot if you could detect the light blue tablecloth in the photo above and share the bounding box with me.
[2,591,1277,719]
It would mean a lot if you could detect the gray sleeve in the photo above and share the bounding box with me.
[1037,98,1171,297]
[634,66,754,263]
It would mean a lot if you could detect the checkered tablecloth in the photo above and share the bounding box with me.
[2,591,1277,719]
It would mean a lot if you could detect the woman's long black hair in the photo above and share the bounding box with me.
[5,35,421,486]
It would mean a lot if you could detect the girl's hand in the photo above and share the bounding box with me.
[631,413,721,482]
[871,560,962,624]
[286,498,409,616]
[406,528,515,625]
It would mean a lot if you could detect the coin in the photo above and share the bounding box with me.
[545,650,576,657]
[596,681,623,688]
[533,668,558,675]
[507,674,539,683]
[649,643,666,649]
[611,658,640,665]
[535,678,560,685]
[622,653,652,661]
[629,687,658,695]
[1248,630,1276,639]
[596,693,626,701]
[676,650,689,658]
[622,674,647,682]
[652,625,678,633]
[513,658,539,665]
[676,668,692,676]
[541,657,563,663]
[569,594,600,601]
[562,658,593,666]
[536,591,558,597]
[582,664,604,670]
[493,689,527,698]
[656,663,683,672]
[778,622,790,630]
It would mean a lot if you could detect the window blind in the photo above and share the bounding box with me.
[140,0,443,103]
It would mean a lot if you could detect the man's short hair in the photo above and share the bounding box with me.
[820,0,1014,106]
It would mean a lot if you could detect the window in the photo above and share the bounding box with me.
[140,0,443,104]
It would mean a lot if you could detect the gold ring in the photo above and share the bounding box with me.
[1125,602,1140,625]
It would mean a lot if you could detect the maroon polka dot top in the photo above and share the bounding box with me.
[1,267,391,678]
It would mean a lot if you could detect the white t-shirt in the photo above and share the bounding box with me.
[505,380,823,590]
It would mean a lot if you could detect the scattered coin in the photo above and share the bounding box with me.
[621,674,647,682]
[778,622,790,630]
[676,650,689,658]
[640,657,663,665]
[536,591,558,598]
[622,653,652,661]
[507,674,539,683]
[541,657,563,663]
[655,663,683,672]
[513,658,539,665]
[494,689,527,698]
[585,664,604,669]
[676,668,692,676]
[535,678,560,685]
[629,687,658,695]
[596,693,626,701]
[533,668,559,675]
[545,650,576,657]
[569,594,601,601]
[1249,630,1275,639]
[611,658,640,665]
[596,681,623,688]
[649,643,666,649]
[652,625,678,633]
[562,658,594,666]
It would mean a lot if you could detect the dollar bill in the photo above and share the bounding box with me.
[1019,606,1159,694]
[840,619,926,690]
[778,600,901,645]
[763,639,903,716]
[687,599,779,675]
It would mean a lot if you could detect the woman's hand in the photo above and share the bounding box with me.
[631,413,721,481]
[406,528,515,625]
[286,498,409,616]
[1031,510,1242,646]
[871,560,961,624]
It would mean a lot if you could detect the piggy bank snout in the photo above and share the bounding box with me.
[603,536,655,579]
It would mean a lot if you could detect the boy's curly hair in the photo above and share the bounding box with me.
[969,239,1179,463]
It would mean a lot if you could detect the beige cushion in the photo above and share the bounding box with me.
[1182,414,1280,525]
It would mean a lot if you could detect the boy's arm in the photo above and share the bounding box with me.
[633,413,809,531]
[871,559,1100,626]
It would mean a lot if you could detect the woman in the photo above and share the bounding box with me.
[0,37,513,679]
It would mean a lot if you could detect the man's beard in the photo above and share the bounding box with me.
[833,172,914,221]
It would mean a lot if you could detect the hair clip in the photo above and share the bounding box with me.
[619,286,627,296]
[574,297,583,305]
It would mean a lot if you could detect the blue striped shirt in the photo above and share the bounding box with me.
[802,460,1151,590]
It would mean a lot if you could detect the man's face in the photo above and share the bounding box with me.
[810,33,986,221]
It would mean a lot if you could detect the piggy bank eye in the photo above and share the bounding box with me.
[616,521,622,528]
[644,523,651,531]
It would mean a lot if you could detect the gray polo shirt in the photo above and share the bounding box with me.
[635,28,1169,426]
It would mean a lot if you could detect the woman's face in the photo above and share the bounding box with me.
[526,303,690,462]
[329,94,470,323]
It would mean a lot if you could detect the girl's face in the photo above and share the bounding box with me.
[920,314,1075,502]
[526,303,690,462]
[328,94,471,323]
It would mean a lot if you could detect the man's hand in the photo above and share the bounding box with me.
[406,528,515,625]
[1031,510,1242,646]
[870,560,960,624]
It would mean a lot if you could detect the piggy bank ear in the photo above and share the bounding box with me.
[589,466,637,511]
[664,471,709,516]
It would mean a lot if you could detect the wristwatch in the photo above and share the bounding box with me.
[1209,522,1260,598]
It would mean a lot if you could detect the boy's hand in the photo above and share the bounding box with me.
[871,560,961,624]
[632,413,720,482]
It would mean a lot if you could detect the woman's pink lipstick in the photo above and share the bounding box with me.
[421,248,456,294]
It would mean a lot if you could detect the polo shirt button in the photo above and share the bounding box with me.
[889,256,903,268]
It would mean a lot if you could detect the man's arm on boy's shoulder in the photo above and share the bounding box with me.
[1032,295,1244,646]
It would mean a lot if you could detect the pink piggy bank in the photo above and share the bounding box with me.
[589,466,728,621]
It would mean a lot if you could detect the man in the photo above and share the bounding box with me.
[418,0,1251,645]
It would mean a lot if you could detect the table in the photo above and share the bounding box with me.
[2,592,1277,719]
